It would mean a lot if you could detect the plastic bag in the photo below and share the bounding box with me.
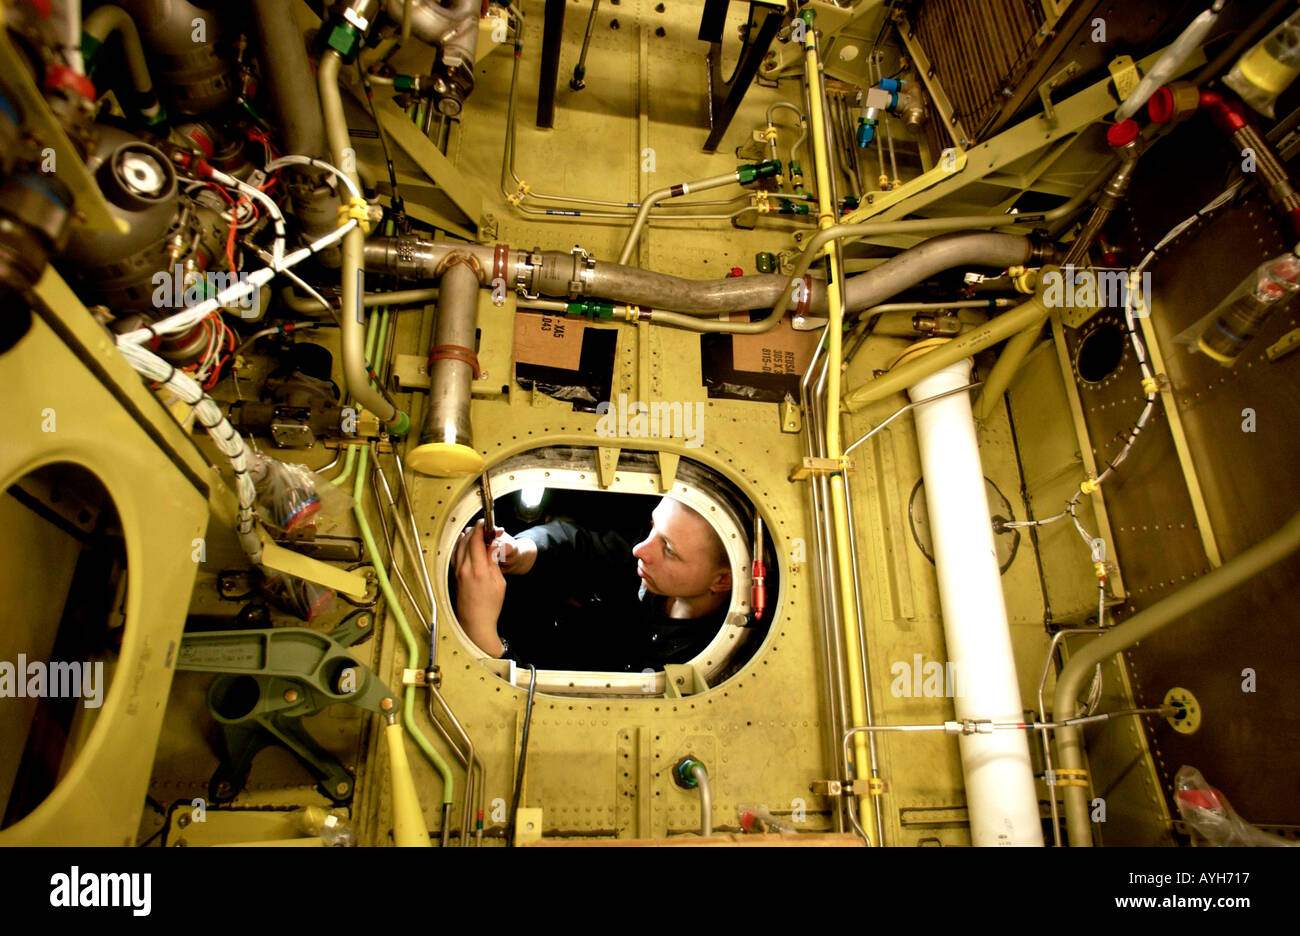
[262,570,335,622]
[248,451,322,532]
[737,803,798,834]
[1174,765,1296,846]
[291,806,355,846]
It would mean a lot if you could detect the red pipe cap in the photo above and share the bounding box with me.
[1147,87,1175,124]
[1106,119,1141,148]
[728,266,744,278]
[43,64,95,103]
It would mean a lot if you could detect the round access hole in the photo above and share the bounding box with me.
[1075,319,1126,384]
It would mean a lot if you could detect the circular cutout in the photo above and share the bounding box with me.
[1075,319,1126,384]
[908,476,1020,574]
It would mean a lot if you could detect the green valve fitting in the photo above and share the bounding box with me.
[325,21,363,62]
[387,410,411,437]
[672,755,705,789]
[755,252,777,274]
[738,159,782,184]
[566,300,615,319]
[799,8,816,26]
[393,74,417,91]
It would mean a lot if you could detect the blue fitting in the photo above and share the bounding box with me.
[878,77,900,92]
[856,118,875,147]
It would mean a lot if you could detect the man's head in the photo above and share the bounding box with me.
[631,497,732,600]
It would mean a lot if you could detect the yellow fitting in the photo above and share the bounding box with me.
[1141,375,1159,395]
[1094,561,1108,580]
[1080,478,1100,495]
[506,181,531,207]
[337,196,371,234]
[1008,265,1037,293]
[762,124,779,142]
[755,191,770,214]
[878,174,890,189]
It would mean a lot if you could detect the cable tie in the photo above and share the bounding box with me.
[337,195,372,234]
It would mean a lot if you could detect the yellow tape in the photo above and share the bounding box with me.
[1053,767,1090,788]
[1094,561,1108,580]
[1080,478,1099,495]
[1141,376,1158,395]
[337,196,371,234]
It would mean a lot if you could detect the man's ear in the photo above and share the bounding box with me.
[710,566,732,593]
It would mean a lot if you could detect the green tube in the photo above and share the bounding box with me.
[353,444,453,806]
[351,307,454,807]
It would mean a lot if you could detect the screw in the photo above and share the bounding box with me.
[380,696,394,711]
[177,815,190,828]
[610,18,619,28]
[358,615,370,627]
[655,26,665,37]
[336,782,349,796]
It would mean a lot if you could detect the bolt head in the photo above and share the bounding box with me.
[284,689,299,703]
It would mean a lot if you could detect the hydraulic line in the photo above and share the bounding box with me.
[1054,507,1300,846]
[347,308,453,843]
[83,5,160,121]
[802,9,877,845]
[319,49,408,434]
[801,331,852,835]
[618,171,748,266]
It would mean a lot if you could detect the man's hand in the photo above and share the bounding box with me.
[491,529,538,575]
[454,520,507,656]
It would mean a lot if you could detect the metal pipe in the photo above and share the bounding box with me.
[801,332,851,834]
[618,172,742,265]
[1054,507,1300,846]
[695,765,712,837]
[249,0,337,239]
[1036,627,1105,846]
[83,5,158,114]
[280,286,442,315]
[371,465,433,631]
[319,49,406,432]
[843,272,1055,411]
[367,231,1038,329]
[407,260,481,476]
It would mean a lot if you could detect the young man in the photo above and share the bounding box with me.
[453,496,733,671]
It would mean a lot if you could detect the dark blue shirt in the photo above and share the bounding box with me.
[496,520,728,671]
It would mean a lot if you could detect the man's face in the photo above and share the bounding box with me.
[631,498,732,599]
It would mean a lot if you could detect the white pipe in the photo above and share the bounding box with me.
[907,357,1043,847]
[1115,2,1223,121]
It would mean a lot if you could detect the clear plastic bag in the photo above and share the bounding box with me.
[1174,765,1297,846]
[291,806,356,846]
[248,451,323,532]
[262,570,335,622]
[737,803,798,834]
